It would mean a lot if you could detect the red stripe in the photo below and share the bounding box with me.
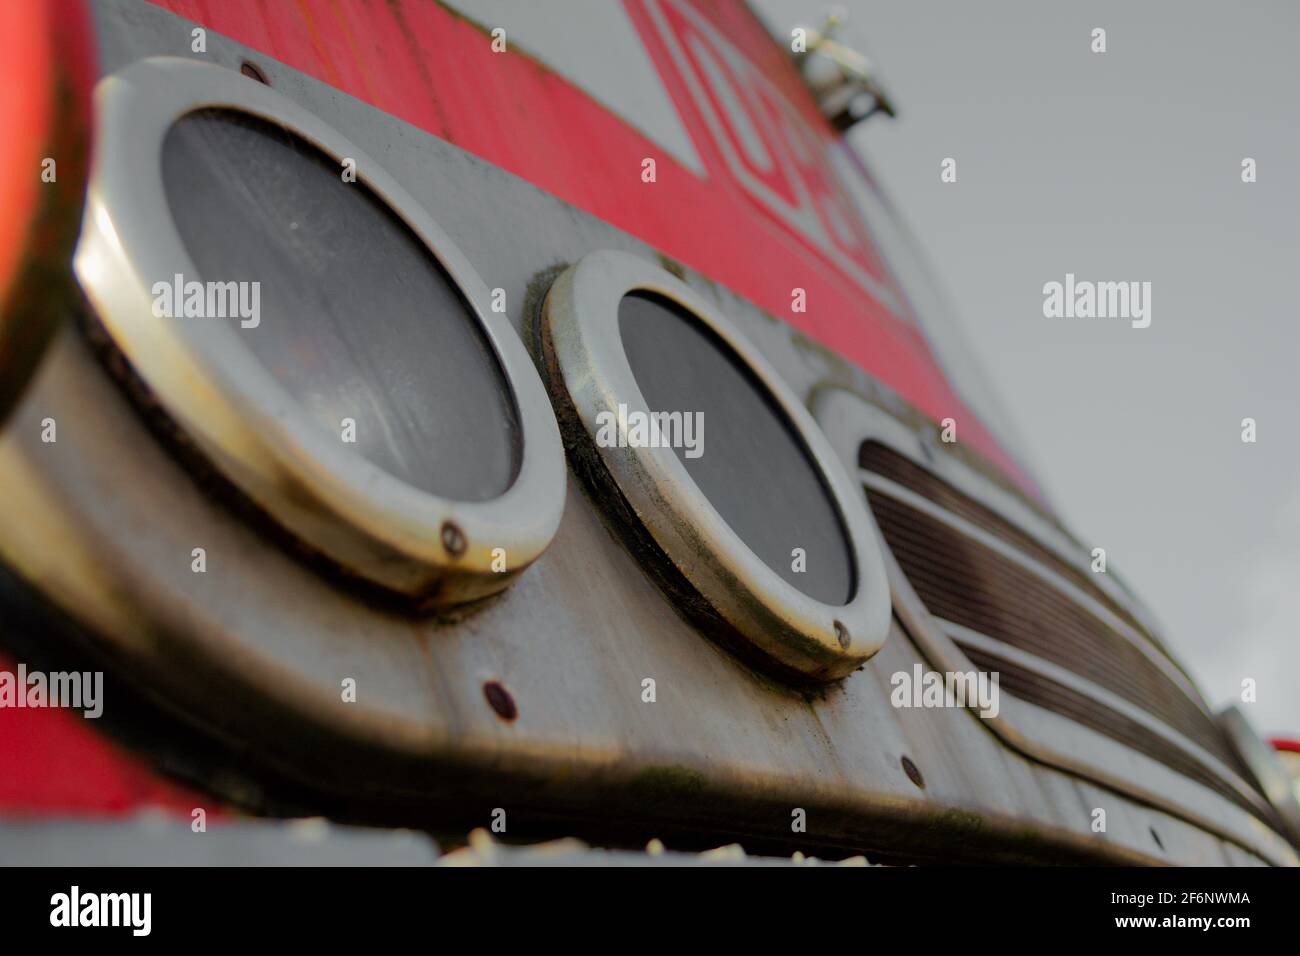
[0,655,212,817]
[146,0,1038,495]
[0,0,55,308]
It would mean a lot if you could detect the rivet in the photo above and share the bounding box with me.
[441,521,467,557]
[483,680,517,722]
[239,61,269,85]
[901,754,925,789]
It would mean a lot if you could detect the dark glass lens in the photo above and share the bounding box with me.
[618,291,854,605]
[160,109,520,502]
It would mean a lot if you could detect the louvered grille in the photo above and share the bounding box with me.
[860,441,1169,652]
[961,644,1263,819]
[858,440,1266,815]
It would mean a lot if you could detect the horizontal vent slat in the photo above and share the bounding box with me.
[859,441,1169,650]
[858,440,1263,807]
[961,642,1267,822]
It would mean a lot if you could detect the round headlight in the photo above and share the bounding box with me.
[540,250,890,681]
[75,57,565,606]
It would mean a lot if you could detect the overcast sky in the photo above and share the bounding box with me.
[756,0,1300,735]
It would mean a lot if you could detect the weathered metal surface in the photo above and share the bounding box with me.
[0,0,1292,866]
[815,388,1290,857]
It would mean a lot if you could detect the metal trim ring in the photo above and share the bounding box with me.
[540,250,891,681]
[74,57,565,607]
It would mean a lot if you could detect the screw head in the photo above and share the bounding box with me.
[483,680,517,721]
[239,61,269,85]
[441,521,467,557]
[901,754,925,789]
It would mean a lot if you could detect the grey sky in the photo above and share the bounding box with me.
[756,0,1300,734]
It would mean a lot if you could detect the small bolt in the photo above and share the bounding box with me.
[483,680,517,721]
[833,620,851,650]
[240,61,269,84]
[900,754,925,789]
[441,521,467,557]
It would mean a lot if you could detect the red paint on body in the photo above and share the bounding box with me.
[145,0,1037,494]
[0,656,213,818]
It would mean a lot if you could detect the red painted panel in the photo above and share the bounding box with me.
[144,0,1037,494]
[0,2,47,307]
[0,656,211,818]
[0,0,96,314]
